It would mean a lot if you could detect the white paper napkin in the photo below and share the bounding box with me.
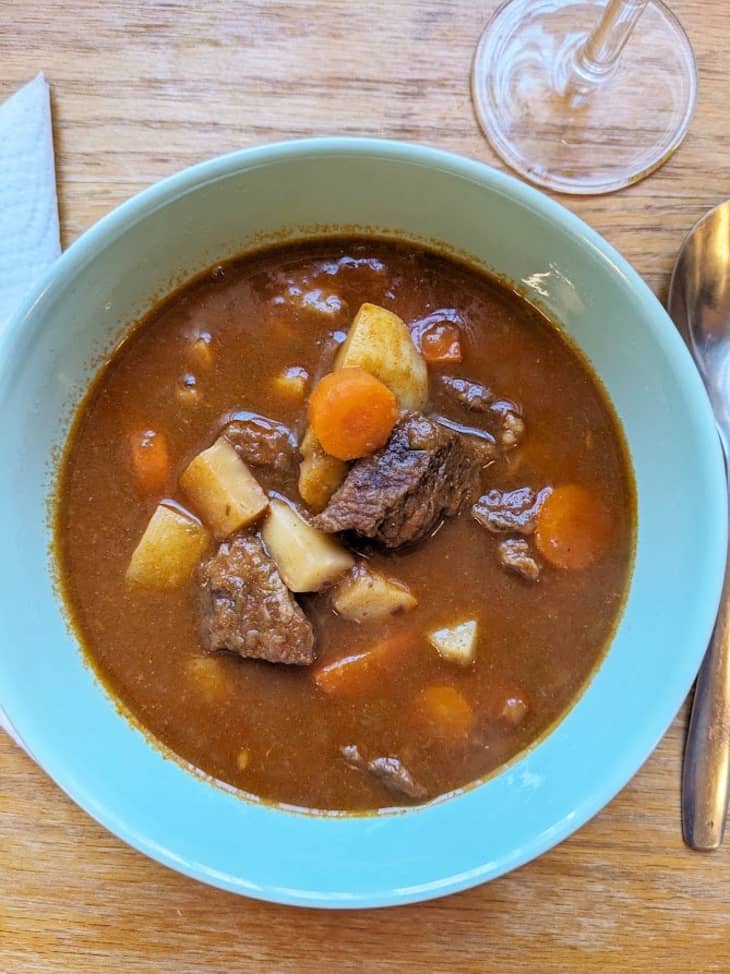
[0,73,61,750]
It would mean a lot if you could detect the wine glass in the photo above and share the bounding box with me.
[471,0,697,194]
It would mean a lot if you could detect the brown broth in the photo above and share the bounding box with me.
[55,238,635,811]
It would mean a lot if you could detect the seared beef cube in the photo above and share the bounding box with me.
[472,487,547,535]
[313,413,484,549]
[432,415,497,465]
[440,375,494,411]
[367,756,428,801]
[497,538,541,582]
[198,533,315,665]
[222,412,297,476]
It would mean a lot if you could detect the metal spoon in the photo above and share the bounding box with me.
[668,200,730,850]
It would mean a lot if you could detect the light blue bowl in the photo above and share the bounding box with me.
[0,139,725,908]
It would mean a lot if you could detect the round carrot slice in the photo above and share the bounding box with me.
[535,484,612,570]
[308,367,398,461]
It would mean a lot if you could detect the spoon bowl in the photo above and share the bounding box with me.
[670,201,730,454]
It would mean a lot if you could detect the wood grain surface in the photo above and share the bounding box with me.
[1,1,729,971]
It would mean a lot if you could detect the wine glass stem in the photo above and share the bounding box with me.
[575,0,650,80]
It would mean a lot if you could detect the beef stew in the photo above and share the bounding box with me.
[55,238,635,811]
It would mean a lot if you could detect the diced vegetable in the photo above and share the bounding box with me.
[308,367,398,461]
[185,655,228,701]
[500,693,528,726]
[261,498,353,592]
[300,425,319,455]
[180,436,268,539]
[415,320,463,364]
[427,619,477,666]
[298,446,348,512]
[187,332,214,370]
[416,685,474,741]
[332,563,417,622]
[334,303,428,411]
[176,373,201,407]
[535,484,612,570]
[273,365,310,399]
[312,631,417,696]
[126,503,209,589]
[298,427,347,511]
[129,428,170,494]
[485,685,529,726]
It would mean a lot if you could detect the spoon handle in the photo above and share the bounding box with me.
[682,550,730,849]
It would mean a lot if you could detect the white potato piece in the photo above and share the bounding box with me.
[273,366,310,400]
[262,498,353,592]
[427,619,478,666]
[334,302,428,410]
[126,503,210,589]
[332,563,417,622]
[180,436,268,539]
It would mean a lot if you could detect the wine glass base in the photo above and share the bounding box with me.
[471,0,697,194]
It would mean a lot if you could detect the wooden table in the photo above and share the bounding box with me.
[2,2,729,970]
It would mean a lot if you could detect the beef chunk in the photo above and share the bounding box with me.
[441,377,525,451]
[222,411,297,476]
[497,538,541,582]
[440,375,494,411]
[433,415,497,464]
[367,756,428,801]
[339,746,428,801]
[198,533,315,665]
[492,402,525,451]
[340,744,366,769]
[472,487,548,535]
[313,413,484,549]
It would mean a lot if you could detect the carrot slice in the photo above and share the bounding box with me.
[312,631,416,697]
[416,685,474,741]
[129,429,170,494]
[308,367,398,461]
[415,321,463,365]
[535,484,612,570]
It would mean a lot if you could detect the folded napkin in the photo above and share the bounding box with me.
[0,73,61,749]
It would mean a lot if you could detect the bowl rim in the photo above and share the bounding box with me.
[1,137,726,908]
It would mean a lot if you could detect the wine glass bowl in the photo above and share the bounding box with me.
[471,0,697,194]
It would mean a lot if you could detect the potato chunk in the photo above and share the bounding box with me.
[334,303,428,410]
[427,619,478,666]
[261,498,353,592]
[126,503,209,589]
[332,564,417,622]
[273,366,310,400]
[180,436,268,539]
[298,444,348,511]
[298,428,347,511]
